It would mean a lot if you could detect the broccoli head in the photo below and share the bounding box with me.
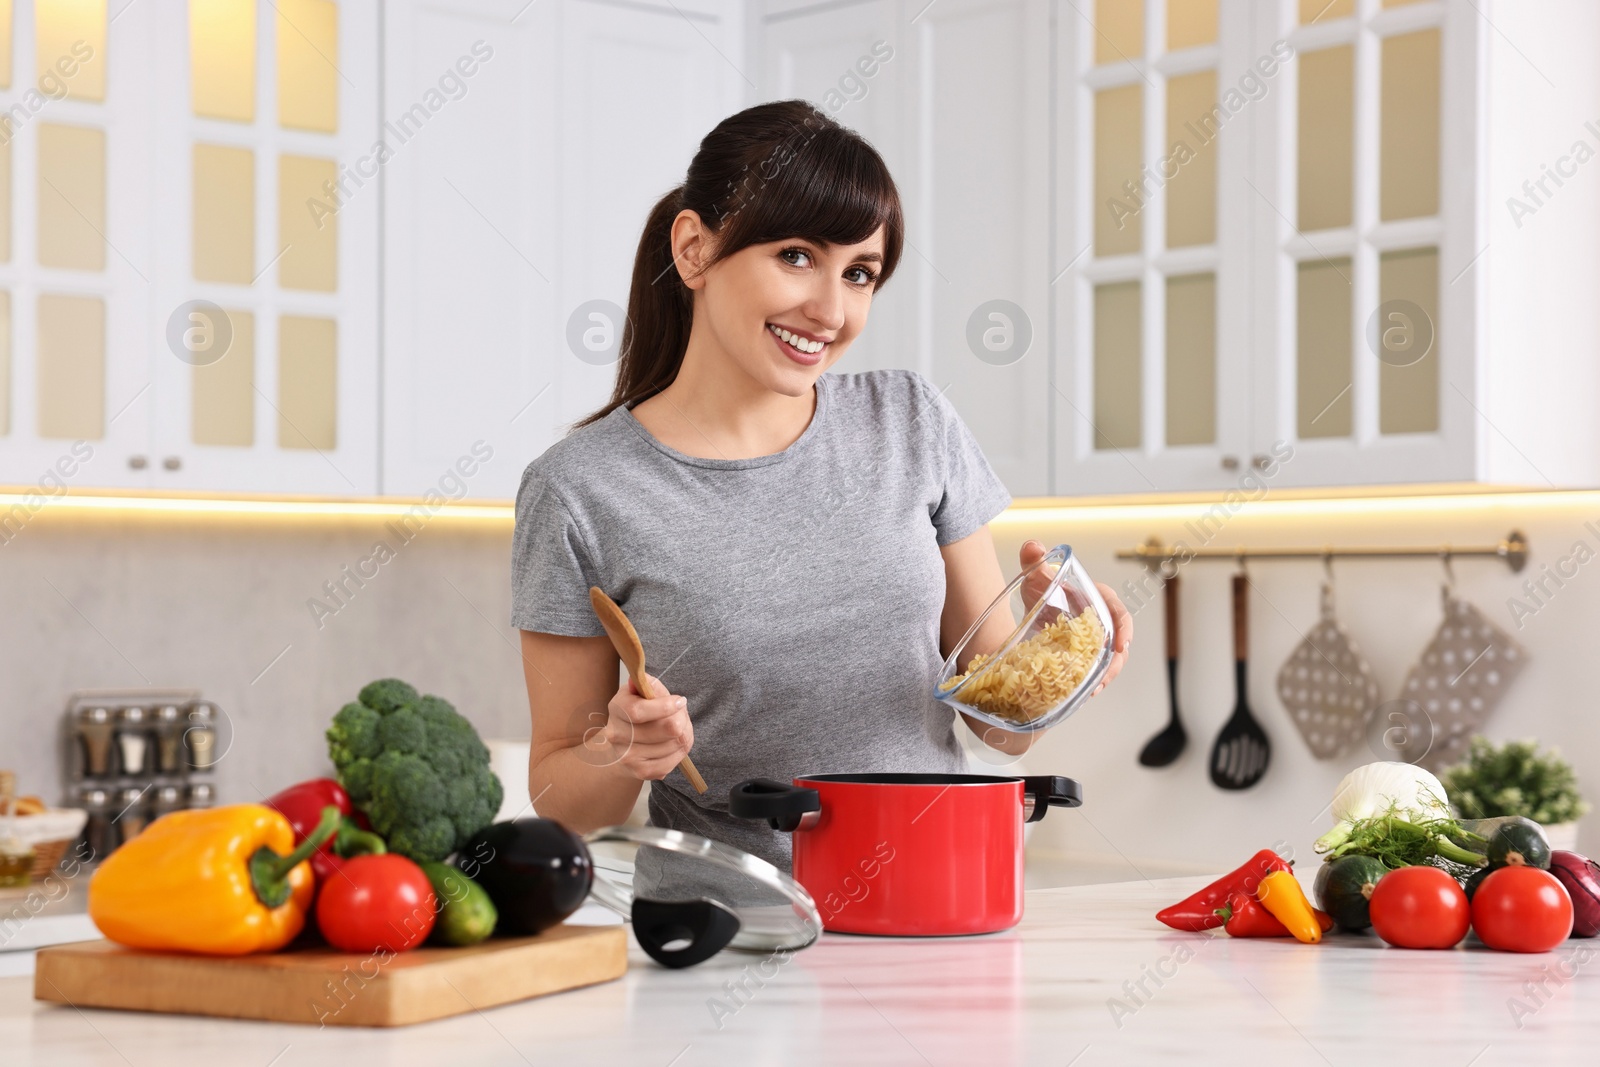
[327,701,382,766]
[324,678,504,862]
[359,677,420,714]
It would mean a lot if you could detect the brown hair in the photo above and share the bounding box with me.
[572,99,905,430]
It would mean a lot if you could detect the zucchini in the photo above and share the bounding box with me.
[1315,854,1390,931]
[1486,822,1551,870]
[1450,816,1544,857]
[420,860,498,946]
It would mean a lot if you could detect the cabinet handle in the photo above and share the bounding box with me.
[128,456,148,470]
[1251,454,1270,471]
[1220,455,1240,471]
[162,457,182,471]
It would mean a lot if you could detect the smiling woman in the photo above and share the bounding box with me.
[510,100,1130,872]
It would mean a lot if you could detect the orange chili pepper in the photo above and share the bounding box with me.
[1257,869,1323,943]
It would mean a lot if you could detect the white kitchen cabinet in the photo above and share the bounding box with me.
[0,0,381,497]
[381,0,747,500]
[1054,0,1600,496]
[0,0,156,492]
[754,0,1054,496]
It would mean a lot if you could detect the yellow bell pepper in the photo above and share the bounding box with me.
[1257,869,1323,944]
[88,803,339,956]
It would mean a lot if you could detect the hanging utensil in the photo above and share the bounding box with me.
[1275,554,1379,759]
[1401,552,1528,772]
[588,587,708,794]
[1210,570,1270,790]
[1138,572,1187,767]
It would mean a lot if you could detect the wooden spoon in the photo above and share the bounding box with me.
[588,587,708,794]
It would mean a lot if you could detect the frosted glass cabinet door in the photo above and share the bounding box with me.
[146,0,379,495]
[1251,0,1474,490]
[0,0,152,491]
[1054,0,1254,495]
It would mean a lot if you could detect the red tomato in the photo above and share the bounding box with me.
[315,854,436,953]
[1471,866,1574,953]
[1369,866,1471,949]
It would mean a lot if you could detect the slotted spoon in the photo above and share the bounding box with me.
[1209,573,1270,790]
[589,587,708,794]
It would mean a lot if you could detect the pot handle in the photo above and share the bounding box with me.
[729,778,821,832]
[1022,775,1083,823]
[631,898,741,969]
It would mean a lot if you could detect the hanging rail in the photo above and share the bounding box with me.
[1117,529,1529,574]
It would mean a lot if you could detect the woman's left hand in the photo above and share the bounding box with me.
[1019,539,1131,697]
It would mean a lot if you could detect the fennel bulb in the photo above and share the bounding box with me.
[1314,762,1452,853]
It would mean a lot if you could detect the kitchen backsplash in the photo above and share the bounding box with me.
[0,490,1592,877]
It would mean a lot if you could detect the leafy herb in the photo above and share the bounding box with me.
[1317,797,1487,876]
[1441,736,1590,826]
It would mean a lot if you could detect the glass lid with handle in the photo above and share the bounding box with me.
[584,824,823,968]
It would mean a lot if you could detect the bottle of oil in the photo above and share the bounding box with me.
[0,778,35,888]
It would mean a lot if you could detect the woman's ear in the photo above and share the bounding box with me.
[671,209,714,290]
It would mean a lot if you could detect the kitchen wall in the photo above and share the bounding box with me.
[2,487,1595,880]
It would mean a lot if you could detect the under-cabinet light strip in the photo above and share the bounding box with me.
[0,486,1596,523]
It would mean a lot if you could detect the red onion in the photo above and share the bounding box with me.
[1549,851,1600,938]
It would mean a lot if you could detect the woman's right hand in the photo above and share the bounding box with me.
[601,672,693,781]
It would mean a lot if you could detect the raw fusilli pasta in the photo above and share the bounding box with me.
[946,610,1107,723]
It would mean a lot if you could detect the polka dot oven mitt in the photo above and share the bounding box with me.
[1406,593,1528,772]
[1276,583,1381,759]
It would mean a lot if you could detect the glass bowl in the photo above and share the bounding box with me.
[933,544,1114,734]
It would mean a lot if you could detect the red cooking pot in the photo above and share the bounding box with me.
[729,773,1081,936]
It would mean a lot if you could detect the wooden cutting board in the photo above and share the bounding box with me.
[34,923,627,1028]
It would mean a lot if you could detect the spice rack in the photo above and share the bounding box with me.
[60,688,224,866]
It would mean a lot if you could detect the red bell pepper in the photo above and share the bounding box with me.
[265,778,385,885]
[1156,848,1293,931]
[1213,891,1334,938]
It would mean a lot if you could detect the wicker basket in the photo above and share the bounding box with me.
[8,809,89,881]
[28,838,75,880]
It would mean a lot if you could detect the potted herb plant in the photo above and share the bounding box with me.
[1441,737,1590,851]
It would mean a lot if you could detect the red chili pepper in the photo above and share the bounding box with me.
[1213,892,1334,938]
[1156,848,1293,931]
[265,778,385,887]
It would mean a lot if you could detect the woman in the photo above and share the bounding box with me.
[511,100,1130,872]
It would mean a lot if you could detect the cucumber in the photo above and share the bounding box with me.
[420,861,498,946]
[1315,855,1390,931]
[1486,822,1551,870]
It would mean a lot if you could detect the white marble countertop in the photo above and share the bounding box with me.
[3,872,1597,1066]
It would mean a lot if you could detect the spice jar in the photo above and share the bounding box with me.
[187,780,215,809]
[154,704,185,774]
[114,786,151,846]
[78,786,116,862]
[151,783,184,822]
[115,706,151,777]
[77,706,115,777]
[185,702,218,771]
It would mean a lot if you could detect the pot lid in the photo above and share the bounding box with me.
[584,825,823,967]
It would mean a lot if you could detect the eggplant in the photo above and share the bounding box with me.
[1549,851,1600,938]
[457,819,593,936]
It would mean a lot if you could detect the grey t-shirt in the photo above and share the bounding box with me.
[510,368,1013,871]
